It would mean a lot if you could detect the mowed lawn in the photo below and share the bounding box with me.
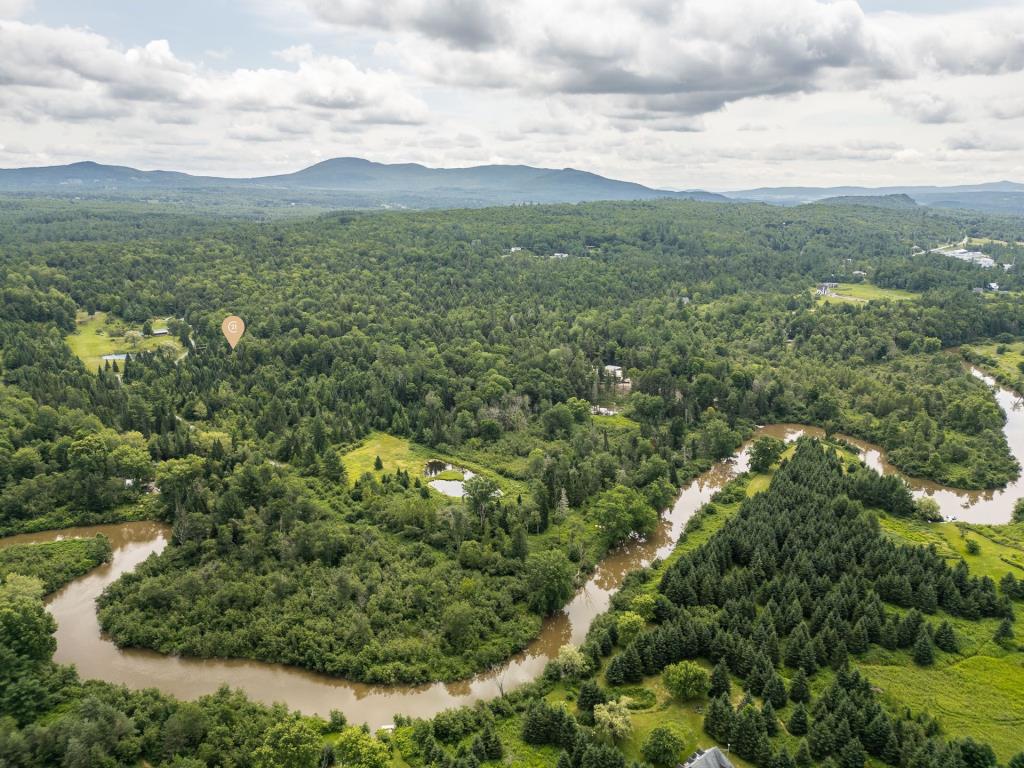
[68,311,183,372]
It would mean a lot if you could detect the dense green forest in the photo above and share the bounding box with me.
[3,197,1024,765]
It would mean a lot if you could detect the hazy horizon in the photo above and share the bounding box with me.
[2,154,1022,196]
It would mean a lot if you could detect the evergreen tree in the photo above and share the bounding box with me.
[829,640,848,670]
[799,642,818,675]
[373,455,383,471]
[795,740,813,768]
[320,446,346,484]
[839,738,867,768]
[731,705,769,763]
[808,715,836,760]
[764,672,787,709]
[618,645,643,683]
[788,669,811,704]
[577,679,605,724]
[957,737,996,768]
[511,525,528,562]
[934,621,958,653]
[788,703,809,736]
[580,742,625,768]
[762,700,778,737]
[481,723,503,760]
[862,713,892,757]
[709,659,731,699]
[994,617,1015,645]
[913,626,935,666]
[703,695,734,742]
[848,617,869,654]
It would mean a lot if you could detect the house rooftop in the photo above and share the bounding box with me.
[679,747,735,768]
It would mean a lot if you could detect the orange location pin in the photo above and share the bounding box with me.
[221,315,245,349]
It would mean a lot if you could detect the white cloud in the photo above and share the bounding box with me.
[0,20,427,135]
[883,91,962,124]
[312,0,1024,122]
[0,0,31,20]
[1,3,1024,188]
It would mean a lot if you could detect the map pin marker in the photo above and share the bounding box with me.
[221,315,245,350]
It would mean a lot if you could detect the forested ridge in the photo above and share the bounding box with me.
[2,197,1024,765]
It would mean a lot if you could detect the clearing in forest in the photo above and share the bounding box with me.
[814,282,917,304]
[67,311,184,372]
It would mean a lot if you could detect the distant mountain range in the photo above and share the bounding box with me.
[731,181,1024,215]
[814,193,919,210]
[0,158,727,208]
[1,158,1022,215]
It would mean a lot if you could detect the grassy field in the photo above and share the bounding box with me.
[860,645,1024,761]
[340,431,528,496]
[968,237,1024,247]
[67,311,183,372]
[873,516,1024,760]
[814,282,917,304]
[879,516,1024,581]
[592,413,639,430]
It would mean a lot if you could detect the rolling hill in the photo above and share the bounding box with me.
[732,181,1024,215]
[0,158,727,208]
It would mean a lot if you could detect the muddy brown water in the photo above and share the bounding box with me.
[2,369,1021,725]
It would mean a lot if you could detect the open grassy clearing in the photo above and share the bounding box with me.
[879,516,1024,581]
[341,431,529,497]
[968,237,1024,247]
[814,282,918,305]
[860,652,1024,761]
[67,311,184,372]
[872,516,1024,760]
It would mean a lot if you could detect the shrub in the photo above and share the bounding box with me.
[662,660,709,701]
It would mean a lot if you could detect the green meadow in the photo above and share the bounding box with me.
[67,311,184,372]
[871,516,1024,760]
[814,282,918,305]
[340,430,529,497]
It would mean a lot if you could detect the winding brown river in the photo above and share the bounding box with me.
[2,369,1021,726]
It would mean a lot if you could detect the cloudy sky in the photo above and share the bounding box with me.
[1,0,1023,190]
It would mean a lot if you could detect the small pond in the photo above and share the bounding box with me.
[424,460,477,497]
